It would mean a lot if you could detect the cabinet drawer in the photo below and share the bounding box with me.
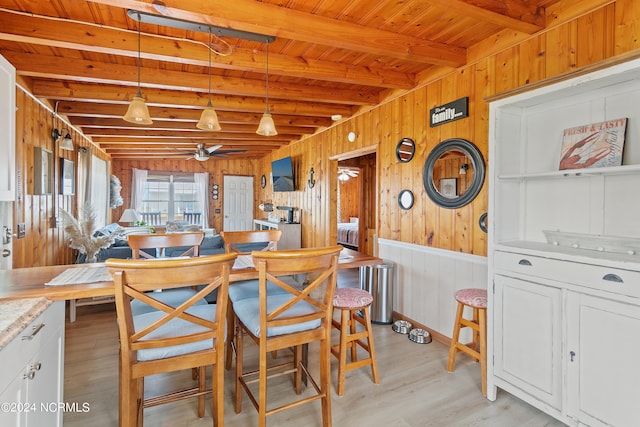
[0,302,64,393]
[495,251,640,299]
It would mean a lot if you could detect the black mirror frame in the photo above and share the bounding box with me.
[398,189,414,210]
[422,138,485,209]
[396,137,416,163]
[479,212,488,233]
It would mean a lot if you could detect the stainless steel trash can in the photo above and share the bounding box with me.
[359,260,395,324]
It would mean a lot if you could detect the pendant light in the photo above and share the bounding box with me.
[256,41,277,136]
[123,13,152,125]
[196,31,222,131]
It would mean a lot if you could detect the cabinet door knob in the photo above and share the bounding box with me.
[569,351,575,362]
[518,259,532,266]
[602,273,623,283]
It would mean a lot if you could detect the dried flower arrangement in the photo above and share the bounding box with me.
[59,203,117,263]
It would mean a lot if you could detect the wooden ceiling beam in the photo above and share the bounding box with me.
[5,52,376,105]
[0,10,414,90]
[30,80,356,116]
[72,117,316,134]
[86,129,299,140]
[90,136,293,144]
[427,0,544,32]
[101,143,283,150]
[86,0,467,67]
[55,101,334,127]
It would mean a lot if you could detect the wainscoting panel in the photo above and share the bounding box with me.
[378,238,488,339]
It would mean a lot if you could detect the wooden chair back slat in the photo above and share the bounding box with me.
[221,229,282,254]
[128,232,205,259]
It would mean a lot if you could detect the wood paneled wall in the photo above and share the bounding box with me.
[13,80,109,268]
[256,0,640,258]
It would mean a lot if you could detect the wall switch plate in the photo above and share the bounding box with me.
[17,223,25,238]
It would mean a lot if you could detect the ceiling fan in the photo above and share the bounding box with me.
[338,167,359,181]
[172,143,246,161]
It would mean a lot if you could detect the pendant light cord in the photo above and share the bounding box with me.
[265,42,270,113]
[136,12,142,97]
[207,30,212,105]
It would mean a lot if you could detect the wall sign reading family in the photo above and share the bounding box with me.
[429,97,468,127]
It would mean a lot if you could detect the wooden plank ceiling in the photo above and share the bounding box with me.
[0,0,557,160]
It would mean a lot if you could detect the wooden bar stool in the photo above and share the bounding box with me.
[447,288,488,396]
[331,287,380,396]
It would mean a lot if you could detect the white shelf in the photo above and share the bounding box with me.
[498,164,640,180]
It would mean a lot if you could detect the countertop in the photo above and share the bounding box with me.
[0,297,52,350]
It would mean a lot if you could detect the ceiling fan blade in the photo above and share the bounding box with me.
[210,149,247,157]
[205,144,223,153]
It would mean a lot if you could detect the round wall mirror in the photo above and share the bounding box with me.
[396,138,415,163]
[479,212,488,233]
[422,138,485,209]
[398,189,414,210]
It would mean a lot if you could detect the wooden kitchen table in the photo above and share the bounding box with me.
[0,248,382,301]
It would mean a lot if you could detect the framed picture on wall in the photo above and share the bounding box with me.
[33,147,53,195]
[439,178,457,198]
[60,158,75,195]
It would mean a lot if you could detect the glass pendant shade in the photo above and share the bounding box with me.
[123,94,152,124]
[197,103,222,131]
[59,132,74,150]
[257,112,277,136]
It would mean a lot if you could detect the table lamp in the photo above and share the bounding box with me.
[119,208,140,226]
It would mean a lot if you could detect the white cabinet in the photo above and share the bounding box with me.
[493,273,562,412]
[253,219,301,249]
[0,53,16,201]
[0,301,65,426]
[565,292,640,427]
[488,58,640,426]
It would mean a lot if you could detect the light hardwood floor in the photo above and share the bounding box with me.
[63,271,565,427]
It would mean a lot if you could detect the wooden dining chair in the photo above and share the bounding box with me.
[233,245,343,427]
[221,229,281,254]
[105,253,237,427]
[221,229,286,369]
[127,232,207,316]
[127,232,205,259]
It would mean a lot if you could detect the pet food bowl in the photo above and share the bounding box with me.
[391,320,412,334]
[408,328,432,344]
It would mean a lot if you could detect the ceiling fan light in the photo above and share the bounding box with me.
[196,104,222,131]
[123,95,153,124]
[338,173,350,181]
[257,112,278,136]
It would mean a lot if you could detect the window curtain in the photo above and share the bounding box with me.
[130,168,148,212]
[194,172,209,228]
[90,155,109,228]
[76,147,91,211]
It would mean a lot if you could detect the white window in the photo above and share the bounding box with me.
[140,173,201,224]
